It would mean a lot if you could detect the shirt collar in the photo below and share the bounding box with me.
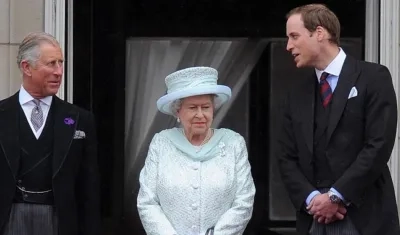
[315,48,347,81]
[19,85,53,106]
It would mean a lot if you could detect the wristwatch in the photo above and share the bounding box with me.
[328,190,342,204]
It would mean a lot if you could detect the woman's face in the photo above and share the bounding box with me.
[177,94,214,136]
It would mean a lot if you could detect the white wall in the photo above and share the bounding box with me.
[0,0,45,99]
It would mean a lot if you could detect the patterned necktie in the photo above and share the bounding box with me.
[31,99,44,131]
[319,72,332,108]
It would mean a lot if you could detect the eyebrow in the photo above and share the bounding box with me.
[186,102,212,106]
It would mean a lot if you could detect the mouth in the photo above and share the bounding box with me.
[292,53,300,60]
[48,81,61,87]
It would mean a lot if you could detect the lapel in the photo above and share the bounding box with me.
[52,96,79,178]
[0,92,20,179]
[299,74,316,154]
[326,56,360,144]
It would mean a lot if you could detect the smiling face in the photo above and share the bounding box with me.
[177,94,214,137]
[286,14,321,68]
[21,42,64,99]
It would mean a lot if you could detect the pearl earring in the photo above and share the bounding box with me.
[177,117,180,123]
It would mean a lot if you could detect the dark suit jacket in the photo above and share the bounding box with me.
[0,92,100,235]
[278,56,400,235]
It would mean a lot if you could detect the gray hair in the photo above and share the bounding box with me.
[171,95,216,117]
[17,32,60,69]
[171,99,184,117]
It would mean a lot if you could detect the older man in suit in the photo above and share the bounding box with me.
[278,4,400,235]
[0,32,100,235]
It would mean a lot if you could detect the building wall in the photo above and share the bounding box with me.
[0,0,45,99]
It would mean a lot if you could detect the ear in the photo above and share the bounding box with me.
[315,26,325,41]
[20,60,33,77]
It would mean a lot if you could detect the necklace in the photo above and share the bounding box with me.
[183,128,213,147]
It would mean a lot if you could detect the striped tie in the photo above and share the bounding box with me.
[31,99,44,131]
[319,72,332,108]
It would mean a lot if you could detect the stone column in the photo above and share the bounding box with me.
[0,0,45,99]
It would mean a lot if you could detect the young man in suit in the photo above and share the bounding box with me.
[0,32,100,235]
[278,4,400,235]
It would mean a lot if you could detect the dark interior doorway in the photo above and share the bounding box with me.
[72,0,366,234]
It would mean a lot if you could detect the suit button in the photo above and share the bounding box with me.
[316,180,321,185]
[17,180,22,184]
[23,194,28,199]
[192,184,199,189]
[191,203,198,210]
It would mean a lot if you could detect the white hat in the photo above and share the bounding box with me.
[157,67,232,115]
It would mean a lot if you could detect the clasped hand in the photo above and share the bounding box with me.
[306,193,347,224]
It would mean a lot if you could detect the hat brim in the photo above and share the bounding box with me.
[157,85,231,115]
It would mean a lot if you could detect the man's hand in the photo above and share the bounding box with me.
[307,193,347,224]
[319,205,347,224]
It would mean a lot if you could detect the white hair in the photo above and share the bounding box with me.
[171,95,216,117]
[17,32,60,69]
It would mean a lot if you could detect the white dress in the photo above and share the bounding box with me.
[137,128,256,235]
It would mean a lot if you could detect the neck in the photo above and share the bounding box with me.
[314,45,340,70]
[184,128,211,146]
[22,84,46,99]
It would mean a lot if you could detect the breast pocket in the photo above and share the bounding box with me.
[69,138,84,157]
[344,96,364,120]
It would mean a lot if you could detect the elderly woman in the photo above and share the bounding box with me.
[137,67,255,235]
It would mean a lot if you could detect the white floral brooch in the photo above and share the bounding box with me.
[217,142,226,158]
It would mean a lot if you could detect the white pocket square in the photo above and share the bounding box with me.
[74,130,86,139]
[348,87,358,99]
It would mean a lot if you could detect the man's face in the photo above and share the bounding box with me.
[286,14,320,68]
[23,43,64,98]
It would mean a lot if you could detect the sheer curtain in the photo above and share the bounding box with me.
[124,38,267,221]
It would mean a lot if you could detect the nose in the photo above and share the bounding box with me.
[286,39,293,52]
[195,107,205,118]
[54,62,63,76]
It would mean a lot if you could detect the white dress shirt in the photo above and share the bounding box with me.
[19,86,53,139]
[314,47,347,92]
